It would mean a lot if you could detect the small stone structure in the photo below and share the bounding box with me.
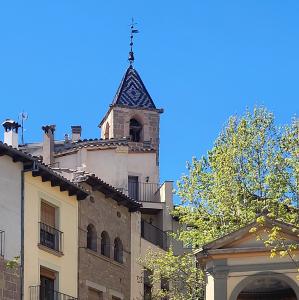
[0,257,20,300]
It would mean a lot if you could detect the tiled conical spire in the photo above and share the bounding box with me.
[112,66,156,109]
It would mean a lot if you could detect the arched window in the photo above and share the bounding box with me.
[129,118,142,142]
[87,224,97,251]
[101,231,110,257]
[114,238,123,263]
[104,123,110,139]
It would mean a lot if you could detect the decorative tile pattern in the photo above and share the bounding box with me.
[112,66,156,109]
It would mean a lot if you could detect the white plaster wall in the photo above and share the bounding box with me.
[101,110,114,139]
[127,152,158,184]
[205,273,215,300]
[0,156,22,260]
[55,153,78,170]
[56,147,158,192]
[86,148,129,189]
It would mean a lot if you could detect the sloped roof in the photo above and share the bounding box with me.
[196,217,299,257]
[112,66,156,109]
[53,137,156,157]
[76,174,142,212]
[0,142,89,200]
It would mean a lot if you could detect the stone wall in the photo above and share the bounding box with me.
[106,107,160,147]
[78,188,132,300]
[0,258,20,300]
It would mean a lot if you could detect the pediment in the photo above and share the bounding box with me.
[224,229,299,250]
[201,217,299,252]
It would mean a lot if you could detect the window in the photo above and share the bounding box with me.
[104,123,110,139]
[40,201,62,252]
[88,288,103,300]
[101,231,110,257]
[144,269,152,300]
[41,201,55,227]
[129,118,142,142]
[128,176,139,201]
[114,238,123,263]
[40,267,57,300]
[87,224,97,251]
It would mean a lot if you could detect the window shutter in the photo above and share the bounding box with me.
[41,202,56,227]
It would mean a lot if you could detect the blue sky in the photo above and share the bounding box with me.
[0,1,298,183]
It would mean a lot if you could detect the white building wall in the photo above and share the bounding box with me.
[0,156,22,260]
[56,147,159,191]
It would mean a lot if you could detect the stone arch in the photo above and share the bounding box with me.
[86,224,97,251]
[129,115,143,142]
[229,271,299,300]
[100,231,110,257]
[114,237,123,263]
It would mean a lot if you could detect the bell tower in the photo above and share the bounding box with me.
[99,65,163,162]
[99,21,163,164]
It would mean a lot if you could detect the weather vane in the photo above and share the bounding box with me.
[128,18,139,65]
[19,111,28,145]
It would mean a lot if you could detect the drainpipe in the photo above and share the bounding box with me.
[21,161,39,300]
[20,169,24,300]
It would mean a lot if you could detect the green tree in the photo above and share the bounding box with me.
[143,107,299,299]
[142,249,204,300]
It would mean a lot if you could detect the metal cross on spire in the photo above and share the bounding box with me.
[128,18,139,65]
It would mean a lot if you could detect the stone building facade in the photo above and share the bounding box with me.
[0,257,20,300]
[77,175,140,300]
[20,62,182,299]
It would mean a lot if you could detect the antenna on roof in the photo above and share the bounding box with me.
[18,111,28,145]
[128,18,139,66]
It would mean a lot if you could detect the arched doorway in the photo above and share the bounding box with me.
[232,274,298,300]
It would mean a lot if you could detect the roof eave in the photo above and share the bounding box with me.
[0,142,89,201]
[83,175,142,211]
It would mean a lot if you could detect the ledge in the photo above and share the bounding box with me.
[38,244,64,257]
[84,248,127,269]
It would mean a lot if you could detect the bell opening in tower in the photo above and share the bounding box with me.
[129,118,142,142]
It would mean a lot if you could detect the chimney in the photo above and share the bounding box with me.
[2,119,20,148]
[71,126,81,142]
[42,125,56,166]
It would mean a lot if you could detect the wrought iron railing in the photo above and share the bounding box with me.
[128,181,160,202]
[29,285,77,300]
[141,220,168,250]
[0,230,4,257]
[39,222,63,253]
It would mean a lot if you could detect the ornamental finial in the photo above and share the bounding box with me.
[128,18,139,65]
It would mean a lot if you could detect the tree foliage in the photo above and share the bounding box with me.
[143,107,298,299]
[175,107,298,247]
[141,249,204,300]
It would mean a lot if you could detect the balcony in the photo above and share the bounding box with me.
[0,230,4,256]
[141,219,168,250]
[29,285,77,300]
[128,181,160,202]
[39,222,63,253]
